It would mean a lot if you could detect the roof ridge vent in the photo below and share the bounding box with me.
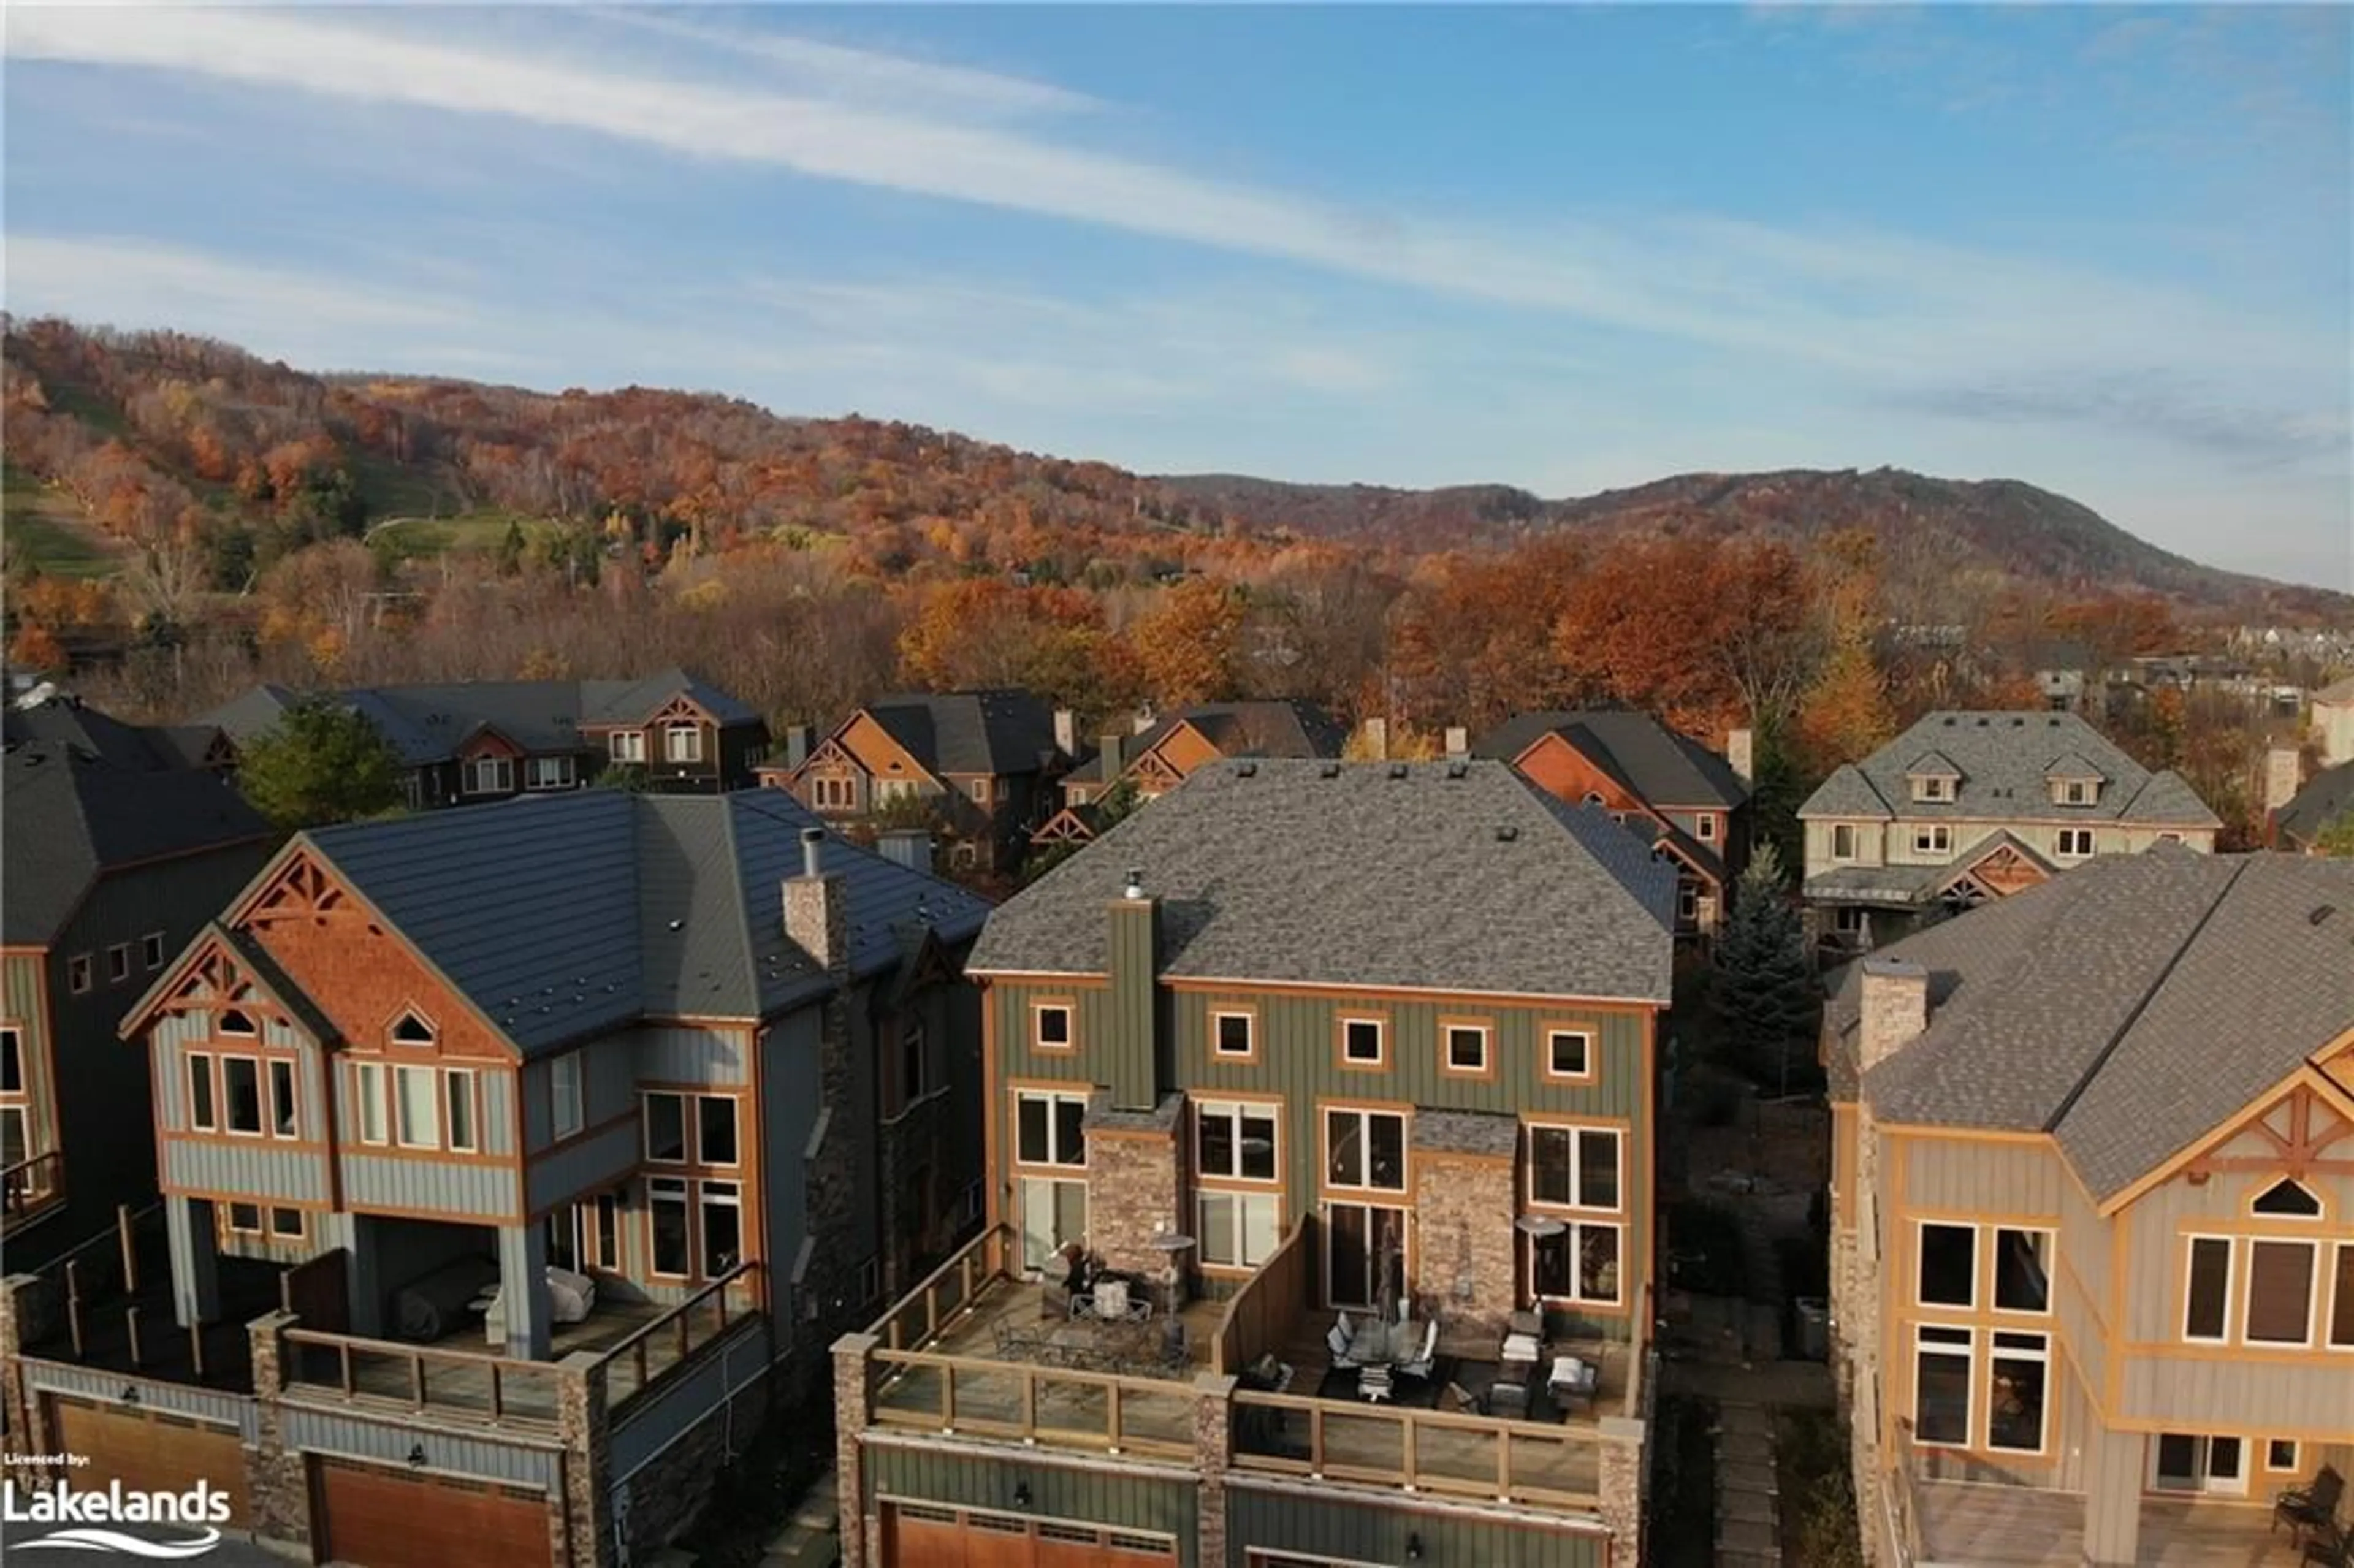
[1317,761,1338,778]
[1495,824,1518,842]
[1444,760,1468,779]
[1237,760,1258,777]
[1388,763,1409,780]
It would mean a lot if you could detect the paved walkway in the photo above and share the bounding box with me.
[754,1467,840,1568]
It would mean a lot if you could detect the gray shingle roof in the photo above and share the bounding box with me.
[1905,749,1962,778]
[2,743,272,944]
[1799,711,2217,828]
[1802,862,1951,905]
[2043,753,2104,782]
[1849,850,2354,1200]
[969,759,1676,1003]
[204,671,761,767]
[1131,701,1349,765]
[1472,710,1749,809]
[299,791,989,1056]
[864,690,1065,778]
[2277,761,2354,846]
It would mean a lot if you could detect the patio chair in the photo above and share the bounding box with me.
[1398,1319,1439,1380]
[2303,1523,2352,1568]
[2278,1467,2345,1539]
[1327,1312,1356,1367]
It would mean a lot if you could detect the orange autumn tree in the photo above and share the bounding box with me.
[897,578,1137,718]
[1127,575,1246,706]
[1792,529,1895,772]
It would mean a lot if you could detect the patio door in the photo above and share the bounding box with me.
[1019,1178,1087,1272]
[1325,1203,1407,1311]
[2150,1433,2249,1496]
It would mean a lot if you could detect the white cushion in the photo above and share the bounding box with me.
[1502,1332,1542,1362]
[1327,1324,1352,1359]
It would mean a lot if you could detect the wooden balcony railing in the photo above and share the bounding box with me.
[1230,1390,1606,1509]
[1211,1215,1311,1376]
[874,1224,1016,1353]
[1,1149,66,1223]
[282,1328,566,1428]
[599,1262,762,1412]
[870,1350,1196,1461]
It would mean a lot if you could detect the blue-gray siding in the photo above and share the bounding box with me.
[280,1405,560,1487]
[762,1010,820,1344]
[163,1140,330,1205]
[635,1024,750,1087]
[866,1442,1199,1568]
[608,1319,771,1480]
[526,1117,639,1215]
[340,1154,519,1218]
[24,1358,259,1442]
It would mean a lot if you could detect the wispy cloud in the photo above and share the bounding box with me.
[4,235,473,335]
[1890,375,2352,473]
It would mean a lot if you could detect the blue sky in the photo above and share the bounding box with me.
[6,4,2349,590]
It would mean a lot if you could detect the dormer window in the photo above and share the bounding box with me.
[2053,778,2099,807]
[1911,775,1956,803]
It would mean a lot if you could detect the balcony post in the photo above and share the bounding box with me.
[832,1333,880,1568]
[1193,1372,1236,1568]
[1597,1414,1645,1564]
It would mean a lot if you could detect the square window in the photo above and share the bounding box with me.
[1034,1004,1073,1050]
[1913,824,1952,855]
[1341,1018,1384,1065]
[1696,815,1716,842]
[1993,1228,2051,1314]
[1444,1024,1488,1074]
[665,724,704,763]
[1016,1092,1087,1166]
[2056,828,2095,859]
[2269,1440,2301,1473]
[269,1206,304,1239]
[1213,1012,1254,1057]
[1548,1030,1591,1079]
[1196,1100,1278,1182]
[227,1202,264,1234]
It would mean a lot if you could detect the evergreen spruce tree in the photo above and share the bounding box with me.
[1711,841,1819,1095]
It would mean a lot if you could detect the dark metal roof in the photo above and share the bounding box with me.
[298,791,989,1056]
[969,758,1676,1003]
[4,695,224,773]
[2,743,272,944]
[1471,710,1749,809]
[1847,850,2354,1200]
[863,689,1065,777]
[1799,710,2219,829]
[204,670,761,767]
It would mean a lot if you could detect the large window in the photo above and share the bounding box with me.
[394,1064,439,1148]
[644,1092,688,1163]
[1,1027,22,1095]
[269,1059,299,1139]
[2245,1239,2317,1345]
[1913,1325,1973,1446]
[1917,1223,1977,1308]
[1832,824,1859,861]
[812,775,856,810]
[354,1062,386,1144]
[551,1052,583,1140]
[609,730,647,764]
[665,723,704,763]
[2334,1244,2354,1350]
[700,1181,741,1275]
[1197,1100,1278,1182]
[1529,1221,1623,1306]
[1015,1092,1087,1167]
[1992,1228,2052,1313]
[445,1070,477,1153]
[1528,1124,1620,1211]
[1325,1108,1406,1192]
[223,1057,264,1135]
[699,1096,739,1166]
[1198,1191,1281,1269]
[1912,824,1953,855]
[462,756,514,795]
[524,755,576,791]
[650,1177,691,1277]
[1986,1331,2050,1453]
[2185,1231,2347,1349]
[189,1054,218,1131]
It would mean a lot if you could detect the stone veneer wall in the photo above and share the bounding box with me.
[1086,1126,1184,1281]
[1411,1151,1517,1342]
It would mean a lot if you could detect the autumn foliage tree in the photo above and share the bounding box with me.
[1128,576,1246,706]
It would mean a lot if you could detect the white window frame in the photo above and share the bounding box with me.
[142,931,166,969]
[664,723,704,763]
[1526,1216,1624,1307]
[1195,1099,1279,1183]
[221,1054,264,1138]
[1911,775,1956,803]
[2268,1439,2303,1475]
[1442,1022,1490,1075]
[892,1017,931,1114]
[1526,1122,1623,1212]
[2184,1234,2234,1344]
[1211,1010,1255,1058]
[354,1061,387,1145]
[2055,828,2095,860]
[1984,1330,2052,1456]
[966,778,989,802]
[1324,1106,1408,1194]
[0,1024,20,1095]
[551,1052,584,1140]
[225,1201,264,1236]
[813,775,855,810]
[1032,1002,1074,1051]
[1015,1090,1088,1168]
[67,954,91,994]
[446,1068,478,1154]
[2331,1242,2354,1351]
[188,1051,218,1132]
[269,1206,305,1240]
[1696,813,1717,842]
[1916,1220,1979,1309]
[394,1063,440,1149]
[1832,823,1859,862]
[1196,1189,1281,1271]
[1913,824,1953,856]
[523,755,577,791]
[1339,1016,1386,1067]
[1990,1226,2054,1315]
[107,944,132,984]
[609,730,646,764]
[649,1176,692,1279]
[268,1058,299,1140]
[462,756,514,796]
[643,1090,688,1164]
[698,1094,741,1167]
[2055,778,2097,807]
[1546,1029,1593,1081]
[1911,1324,1976,1449]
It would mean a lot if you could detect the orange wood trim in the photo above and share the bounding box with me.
[980,981,1000,1236]
[1435,1014,1498,1083]
[1538,1017,1601,1086]
[1204,1001,1261,1067]
[1028,996,1079,1054]
[1167,977,1663,1011]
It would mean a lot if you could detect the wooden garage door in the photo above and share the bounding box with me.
[310,1454,550,1568]
[880,1501,1176,1567]
[47,1394,250,1522]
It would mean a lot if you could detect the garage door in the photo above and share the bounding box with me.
[47,1394,251,1521]
[881,1501,1176,1567]
[310,1454,550,1568]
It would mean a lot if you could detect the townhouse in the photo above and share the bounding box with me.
[0,790,988,1568]
[1824,850,2354,1566]
[1032,702,1357,850]
[833,757,1677,1568]
[1798,711,2219,956]
[1473,711,1753,942]
[1,740,273,1264]
[766,690,1070,874]
[205,668,768,808]
[5,683,235,772]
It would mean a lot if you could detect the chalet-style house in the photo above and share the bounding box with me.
[205,668,768,809]
[764,689,1069,874]
[2316,676,2354,769]
[1473,710,1753,942]
[1,743,272,1264]
[1797,710,2220,956]
[0,790,988,1568]
[2274,760,2354,855]
[1034,699,1350,848]
[5,682,236,773]
[1823,850,2354,1567]
[834,758,1677,1568]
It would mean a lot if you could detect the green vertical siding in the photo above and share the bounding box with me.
[864,1442,1200,1567]
[1107,902,1159,1110]
[1225,1484,1604,1568]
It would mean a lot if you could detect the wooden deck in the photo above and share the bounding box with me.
[1918,1481,2310,1566]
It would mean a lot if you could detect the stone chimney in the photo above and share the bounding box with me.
[1362,717,1389,761]
[1724,726,1754,785]
[2263,747,2303,819]
[1443,725,1469,759]
[1106,869,1161,1111]
[1857,956,1928,1073]
[783,826,847,976]
[1052,707,1078,759]
[876,828,932,875]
